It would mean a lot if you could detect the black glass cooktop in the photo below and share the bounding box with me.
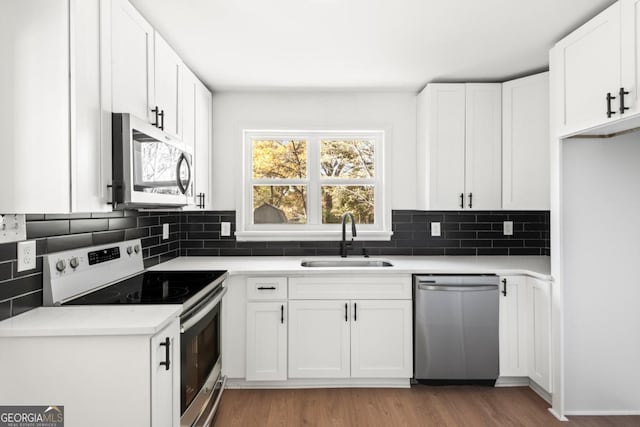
[64,271,227,305]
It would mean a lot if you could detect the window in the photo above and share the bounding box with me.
[237,130,390,241]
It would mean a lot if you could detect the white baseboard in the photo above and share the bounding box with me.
[564,410,640,416]
[548,408,568,421]
[495,377,529,387]
[528,379,552,404]
[226,378,411,389]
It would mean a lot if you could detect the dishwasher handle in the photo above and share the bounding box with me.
[417,284,498,292]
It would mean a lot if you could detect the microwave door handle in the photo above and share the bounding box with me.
[176,153,191,195]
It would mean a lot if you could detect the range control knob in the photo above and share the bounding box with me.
[134,244,140,254]
[55,260,66,272]
[69,257,79,269]
[127,246,133,255]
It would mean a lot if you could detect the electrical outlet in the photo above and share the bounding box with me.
[17,240,36,272]
[503,221,514,236]
[221,222,231,237]
[162,223,169,240]
[431,222,441,237]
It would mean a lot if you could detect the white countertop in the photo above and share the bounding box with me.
[150,256,551,281]
[0,305,181,337]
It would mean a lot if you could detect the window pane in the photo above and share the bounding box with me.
[320,140,375,179]
[321,185,374,224]
[252,140,307,179]
[253,185,307,224]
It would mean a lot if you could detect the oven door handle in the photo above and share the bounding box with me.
[198,375,227,427]
[181,286,227,334]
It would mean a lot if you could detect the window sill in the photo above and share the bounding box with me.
[235,230,393,242]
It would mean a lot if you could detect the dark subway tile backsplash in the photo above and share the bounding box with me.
[180,209,550,258]
[0,208,549,321]
[0,210,180,321]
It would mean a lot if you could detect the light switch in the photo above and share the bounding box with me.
[162,223,169,240]
[503,221,514,236]
[431,222,441,237]
[221,222,231,237]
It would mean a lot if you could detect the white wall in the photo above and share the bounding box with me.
[211,91,417,210]
[562,133,640,414]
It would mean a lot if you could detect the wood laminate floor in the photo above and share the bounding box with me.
[214,386,640,427]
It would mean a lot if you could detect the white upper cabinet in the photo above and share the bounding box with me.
[182,66,212,209]
[553,0,640,137]
[154,32,182,139]
[417,83,501,210]
[464,84,502,210]
[108,1,183,139]
[0,0,110,213]
[417,84,466,210]
[109,0,154,123]
[502,73,550,210]
[621,0,640,117]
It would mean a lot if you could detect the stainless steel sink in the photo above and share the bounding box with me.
[300,259,394,268]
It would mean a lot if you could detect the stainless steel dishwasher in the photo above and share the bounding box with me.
[414,274,499,385]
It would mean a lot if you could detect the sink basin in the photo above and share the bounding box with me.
[300,259,394,268]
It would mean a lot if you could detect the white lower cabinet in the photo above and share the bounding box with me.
[350,300,413,378]
[288,300,351,378]
[528,277,552,392]
[498,275,552,393]
[246,302,287,381]
[0,316,180,427]
[499,276,529,377]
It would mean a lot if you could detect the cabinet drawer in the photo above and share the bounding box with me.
[246,277,288,300]
[289,275,411,300]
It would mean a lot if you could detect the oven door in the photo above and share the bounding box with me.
[180,284,227,427]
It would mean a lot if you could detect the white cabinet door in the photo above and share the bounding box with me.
[465,84,502,210]
[110,0,154,122]
[194,81,212,209]
[181,66,197,152]
[528,278,552,393]
[502,73,550,210]
[424,84,466,210]
[621,0,640,117]
[350,300,412,378]
[154,32,182,138]
[498,276,529,377]
[288,300,350,378]
[554,2,621,136]
[150,319,180,427]
[246,302,287,381]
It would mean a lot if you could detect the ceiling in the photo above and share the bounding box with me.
[130,0,615,91]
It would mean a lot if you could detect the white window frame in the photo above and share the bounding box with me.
[236,130,392,241]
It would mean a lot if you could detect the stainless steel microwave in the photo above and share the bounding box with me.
[112,113,193,209]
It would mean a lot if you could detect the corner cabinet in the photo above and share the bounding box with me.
[417,83,502,210]
[502,73,550,210]
[553,0,640,137]
[498,276,552,393]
